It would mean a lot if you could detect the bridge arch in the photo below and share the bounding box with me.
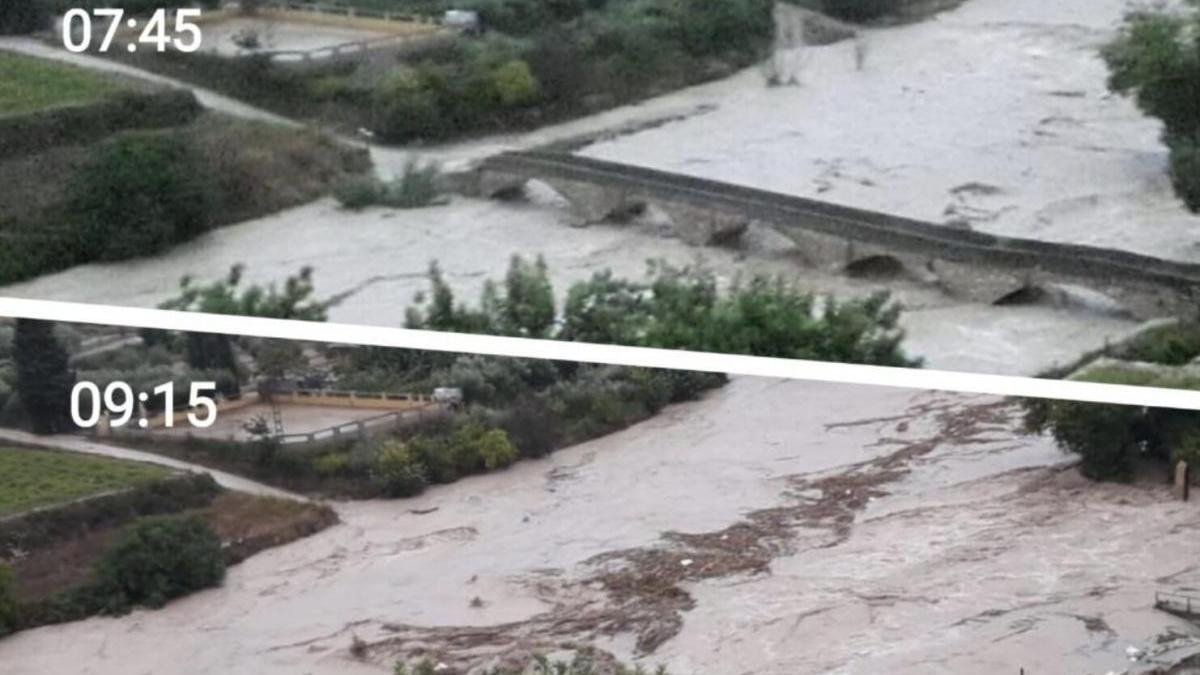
[845,254,907,279]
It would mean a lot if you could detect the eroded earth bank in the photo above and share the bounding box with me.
[2,379,1198,674]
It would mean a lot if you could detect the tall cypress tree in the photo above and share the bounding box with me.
[0,0,49,35]
[13,319,75,434]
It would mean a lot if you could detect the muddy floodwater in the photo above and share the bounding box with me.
[0,195,1141,376]
[2,379,1198,674]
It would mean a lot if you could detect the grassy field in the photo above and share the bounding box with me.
[0,51,119,116]
[0,447,170,516]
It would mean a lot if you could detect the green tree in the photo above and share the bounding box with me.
[477,428,518,469]
[1103,2,1200,210]
[13,319,74,434]
[0,0,48,34]
[161,265,327,380]
[90,515,225,613]
[372,441,430,497]
[492,59,541,107]
[67,133,213,262]
[497,255,555,337]
[162,264,327,321]
[674,0,774,57]
[411,259,917,366]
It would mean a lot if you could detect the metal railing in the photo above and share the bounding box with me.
[273,405,439,447]
[264,1,435,25]
[1156,591,1200,616]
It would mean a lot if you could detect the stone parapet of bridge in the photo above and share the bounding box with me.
[457,151,1200,320]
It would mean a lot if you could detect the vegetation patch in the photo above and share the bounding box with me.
[111,256,914,502]
[110,0,775,144]
[335,159,446,210]
[205,492,338,564]
[0,51,119,116]
[0,471,334,636]
[1025,361,1200,481]
[0,447,170,517]
[1103,1,1200,211]
[0,113,369,286]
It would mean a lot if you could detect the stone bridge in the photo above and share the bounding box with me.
[454,150,1200,320]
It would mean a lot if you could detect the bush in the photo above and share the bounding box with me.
[1026,400,1142,481]
[1168,134,1200,212]
[372,442,430,497]
[90,514,225,613]
[492,59,540,107]
[675,0,774,56]
[1125,323,1200,366]
[313,452,353,478]
[373,69,448,142]
[1025,384,1200,482]
[334,161,442,210]
[477,428,518,470]
[334,174,385,210]
[67,132,214,262]
[1171,430,1200,470]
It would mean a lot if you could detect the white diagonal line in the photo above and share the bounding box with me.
[1,297,1197,410]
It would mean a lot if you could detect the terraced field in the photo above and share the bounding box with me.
[0,446,169,516]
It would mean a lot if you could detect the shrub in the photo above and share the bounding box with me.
[497,396,565,459]
[313,452,353,478]
[373,71,447,143]
[1125,323,1200,366]
[477,428,518,470]
[1171,430,1200,470]
[406,434,460,484]
[1168,134,1200,212]
[371,442,430,497]
[67,132,214,262]
[90,514,225,613]
[385,160,442,208]
[334,161,442,210]
[1025,385,1200,482]
[334,174,385,210]
[1027,401,1142,481]
[675,0,774,57]
[492,59,541,107]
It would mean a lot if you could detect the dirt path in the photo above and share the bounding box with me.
[0,427,302,500]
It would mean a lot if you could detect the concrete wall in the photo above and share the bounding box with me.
[469,151,1200,320]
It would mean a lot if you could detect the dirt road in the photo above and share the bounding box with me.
[0,427,301,500]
